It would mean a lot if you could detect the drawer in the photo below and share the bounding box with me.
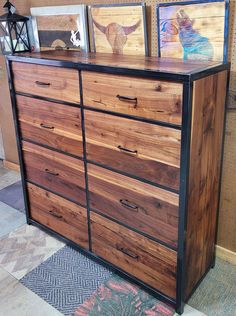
[82,71,182,125]
[91,212,177,299]
[88,164,179,247]
[85,110,181,190]
[17,95,83,157]
[22,141,86,205]
[28,183,89,249]
[12,62,80,103]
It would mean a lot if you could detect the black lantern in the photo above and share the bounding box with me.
[0,0,31,54]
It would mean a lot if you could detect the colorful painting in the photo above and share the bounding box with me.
[30,5,89,52]
[75,274,176,316]
[157,0,229,62]
[89,3,148,56]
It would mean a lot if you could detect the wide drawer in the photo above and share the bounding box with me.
[88,163,179,247]
[91,212,177,299]
[28,183,89,249]
[22,141,86,205]
[82,71,182,125]
[12,62,80,103]
[17,95,83,157]
[85,110,181,190]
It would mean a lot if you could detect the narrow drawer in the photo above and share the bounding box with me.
[88,164,179,247]
[17,95,83,157]
[91,212,177,299]
[85,110,181,190]
[28,183,89,249]
[22,141,86,205]
[12,62,80,103]
[82,71,182,125]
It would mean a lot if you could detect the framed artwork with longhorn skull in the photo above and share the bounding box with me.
[30,5,89,52]
[157,0,229,62]
[89,3,148,56]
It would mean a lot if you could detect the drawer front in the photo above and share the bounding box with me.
[88,164,179,247]
[85,110,181,190]
[28,183,89,249]
[91,212,177,299]
[82,71,182,125]
[23,141,86,205]
[12,62,80,103]
[17,95,83,157]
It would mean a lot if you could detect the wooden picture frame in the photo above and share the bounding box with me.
[30,5,89,52]
[157,0,229,62]
[88,3,148,56]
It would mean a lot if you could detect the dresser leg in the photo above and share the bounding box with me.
[176,302,184,315]
[26,218,31,225]
[211,256,216,269]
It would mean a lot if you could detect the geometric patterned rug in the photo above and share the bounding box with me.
[20,246,113,316]
[75,274,176,316]
[0,224,64,279]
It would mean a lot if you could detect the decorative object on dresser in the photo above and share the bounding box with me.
[30,5,89,52]
[157,0,229,62]
[6,50,229,314]
[0,0,31,55]
[88,3,148,56]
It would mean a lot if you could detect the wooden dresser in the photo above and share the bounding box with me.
[6,51,229,314]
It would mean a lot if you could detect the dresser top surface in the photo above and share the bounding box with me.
[8,51,229,81]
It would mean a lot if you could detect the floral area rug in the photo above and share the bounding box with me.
[75,274,177,316]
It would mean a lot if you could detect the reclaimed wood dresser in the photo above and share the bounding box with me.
[6,51,229,313]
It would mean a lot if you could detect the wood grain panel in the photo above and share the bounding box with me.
[28,183,89,248]
[12,62,80,103]
[17,95,83,157]
[15,51,223,74]
[85,110,181,189]
[90,5,146,56]
[91,212,177,299]
[217,112,236,252]
[82,71,182,125]
[22,141,86,205]
[185,70,228,299]
[88,163,179,247]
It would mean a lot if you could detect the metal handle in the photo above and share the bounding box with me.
[40,123,54,130]
[45,168,59,176]
[117,145,137,155]
[117,246,139,259]
[49,210,63,219]
[35,80,51,87]
[116,94,138,108]
[119,199,139,211]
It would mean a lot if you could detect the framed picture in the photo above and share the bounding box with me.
[88,3,148,56]
[30,5,89,52]
[157,0,229,62]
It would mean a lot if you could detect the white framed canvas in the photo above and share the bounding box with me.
[30,5,89,52]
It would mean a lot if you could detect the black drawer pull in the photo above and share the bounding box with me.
[117,246,139,259]
[49,210,63,219]
[40,123,54,130]
[116,95,138,108]
[35,80,51,87]
[119,199,139,211]
[117,145,137,155]
[45,169,59,176]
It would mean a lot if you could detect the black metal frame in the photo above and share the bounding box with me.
[176,80,193,314]
[5,54,230,314]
